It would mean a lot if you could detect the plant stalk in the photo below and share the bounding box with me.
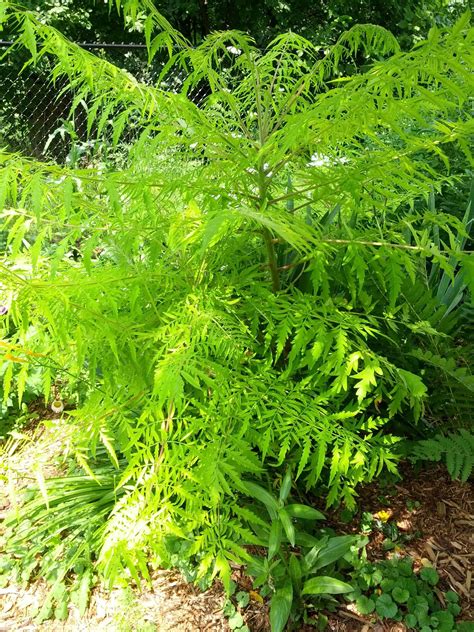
[263,227,280,292]
[258,161,280,292]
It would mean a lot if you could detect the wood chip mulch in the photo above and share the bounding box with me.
[318,463,474,631]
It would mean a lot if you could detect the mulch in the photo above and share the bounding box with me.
[315,463,473,631]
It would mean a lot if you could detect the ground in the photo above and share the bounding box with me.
[0,422,472,631]
[321,465,474,631]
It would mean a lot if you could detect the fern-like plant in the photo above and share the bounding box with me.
[0,0,473,594]
[407,429,474,482]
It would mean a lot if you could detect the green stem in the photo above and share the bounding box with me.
[263,227,280,292]
[258,161,280,292]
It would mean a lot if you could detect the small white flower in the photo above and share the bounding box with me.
[51,399,64,414]
[308,153,331,168]
[226,45,242,56]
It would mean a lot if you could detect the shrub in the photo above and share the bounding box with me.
[0,0,473,593]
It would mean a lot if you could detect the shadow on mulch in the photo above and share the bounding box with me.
[227,464,473,631]
[313,463,473,631]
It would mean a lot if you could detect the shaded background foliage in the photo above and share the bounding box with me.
[13,0,473,47]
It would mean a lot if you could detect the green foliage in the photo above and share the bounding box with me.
[427,180,474,316]
[0,312,45,436]
[13,0,474,49]
[401,182,474,430]
[2,455,121,618]
[376,593,398,618]
[243,473,364,631]
[0,363,43,436]
[407,430,474,482]
[0,0,473,612]
[222,589,250,632]
[356,594,375,614]
[349,557,464,630]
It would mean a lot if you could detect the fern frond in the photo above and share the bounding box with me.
[408,430,474,482]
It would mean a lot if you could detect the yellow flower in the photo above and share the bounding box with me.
[375,510,391,523]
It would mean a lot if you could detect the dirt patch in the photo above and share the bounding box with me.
[0,572,229,631]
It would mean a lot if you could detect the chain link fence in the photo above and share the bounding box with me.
[0,41,208,163]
